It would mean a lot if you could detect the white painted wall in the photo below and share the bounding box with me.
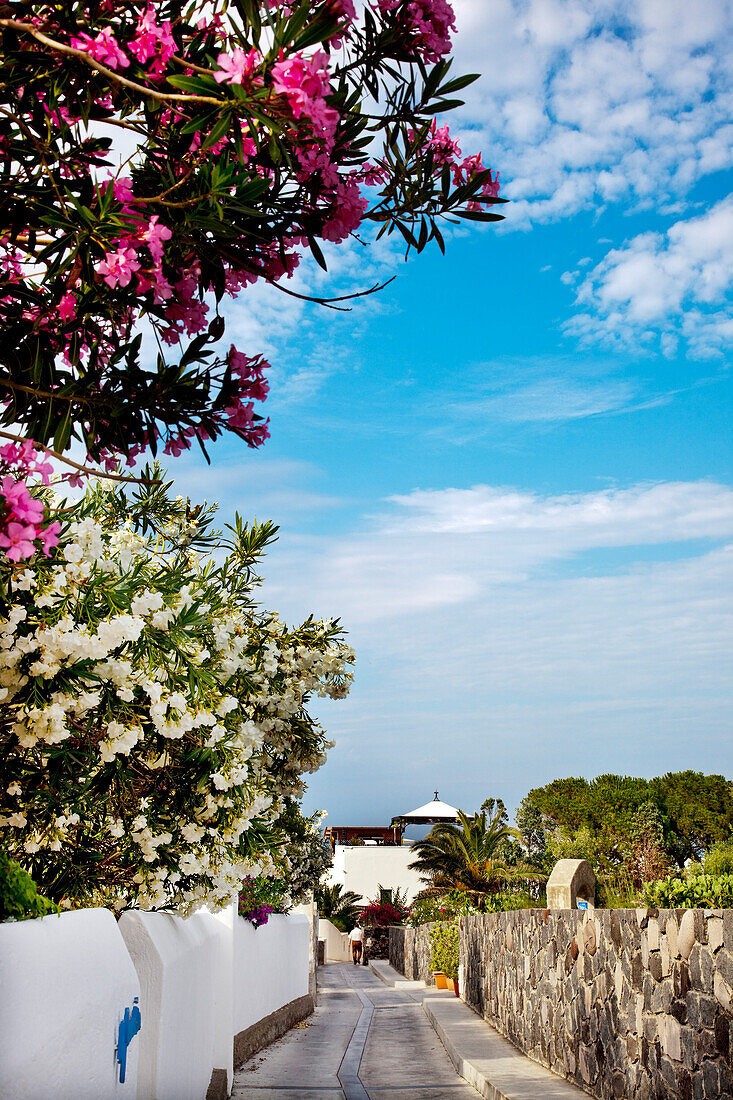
[118,909,224,1100]
[0,908,140,1100]
[318,918,350,962]
[327,845,426,903]
[233,913,310,1035]
[1,903,311,1100]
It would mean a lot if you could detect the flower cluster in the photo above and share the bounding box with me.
[360,898,410,927]
[0,471,354,915]
[0,440,60,563]
[0,0,503,463]
[237,875,283,927]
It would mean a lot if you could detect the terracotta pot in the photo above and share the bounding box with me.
[433,971,448,989]
[445,978,456,993]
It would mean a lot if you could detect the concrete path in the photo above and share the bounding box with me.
[371,961,585,1100]
[232,962,481,1100]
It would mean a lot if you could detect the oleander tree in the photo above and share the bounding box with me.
[0,0,503,469]
[0,469,354,914]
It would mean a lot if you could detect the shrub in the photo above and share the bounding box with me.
[644,872,733,909]
[360,898,409,927]
[703,840,733,878]
[429,920,459,981]
[0,850,58,922]
[237,875,287,927]
[0,472,353,915]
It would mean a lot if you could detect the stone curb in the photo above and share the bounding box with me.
[368,959,427,991]
[422,995,585,1100]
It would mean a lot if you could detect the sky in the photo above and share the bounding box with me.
[166,0,733,828]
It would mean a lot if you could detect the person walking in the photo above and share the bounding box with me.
[348,925,363,965]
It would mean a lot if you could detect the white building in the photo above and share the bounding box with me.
[325,794,461,905]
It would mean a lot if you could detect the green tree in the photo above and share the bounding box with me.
[649,771,733,863]
[409,807,542,907]
[314,884,363,933]
[520,772,733,871]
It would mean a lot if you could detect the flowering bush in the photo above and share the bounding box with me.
[0,469,353,914]
[0,0,503,463]
[360,897,410,926]
[270,802,332,905]
[238,875,284,927]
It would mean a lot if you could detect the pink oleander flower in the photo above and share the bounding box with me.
[71,28,130,70]
[130,7,176,72]
[39,521,61,556]
[214,47,262,85]
[57,292,76,322]
[141,216,173,263]
[32,458,54,486]
[271,51,335,128]
[321,176,368,243]
[97,246,141,289]
[2,478,44,525]
[112,177,136,205]
[225,399,255,431]
[0,521,37,562]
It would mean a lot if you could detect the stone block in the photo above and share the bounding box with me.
[715,970,733,1014]
[546,859,596,910]
[647,918,660,951]
[716,1013,731,1059]
[680,1025,697,1070]
[649,952,664,982]
[679,910,697,960]
[702,1058,720,1099]
[723,909,733,950]
[660,1016,682,1061]
[652,977,674,1014]
[718,948,733,988]
[674,960,691,999]
[708,917,724,953]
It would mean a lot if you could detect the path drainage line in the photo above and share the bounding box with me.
[337,985,374,1100]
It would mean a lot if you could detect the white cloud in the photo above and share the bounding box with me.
[565,196,733,355]
[261,478,733,817]
[263,479,733,623]
[449,0,733,225]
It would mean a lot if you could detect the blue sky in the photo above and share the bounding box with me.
[168,0,733,828]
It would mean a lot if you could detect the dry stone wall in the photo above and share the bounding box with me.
[461,908,733,1100]
[389,924,435,984]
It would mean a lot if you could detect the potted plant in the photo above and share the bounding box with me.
[429,920,459,995]
[433,971,448,989]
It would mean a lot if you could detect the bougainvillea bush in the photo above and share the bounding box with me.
[360,897,410,926]
[0,0,502,465]
[238,874,280,926]
[0,469,353,914]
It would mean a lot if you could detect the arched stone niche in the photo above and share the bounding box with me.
[546,858,596,910]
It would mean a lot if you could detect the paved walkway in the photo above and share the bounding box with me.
[232,962,481,1100]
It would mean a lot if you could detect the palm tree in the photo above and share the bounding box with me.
[409,808,544,907]
[314,884,363,932]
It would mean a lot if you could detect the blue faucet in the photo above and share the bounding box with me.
[116,998,142,1084]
